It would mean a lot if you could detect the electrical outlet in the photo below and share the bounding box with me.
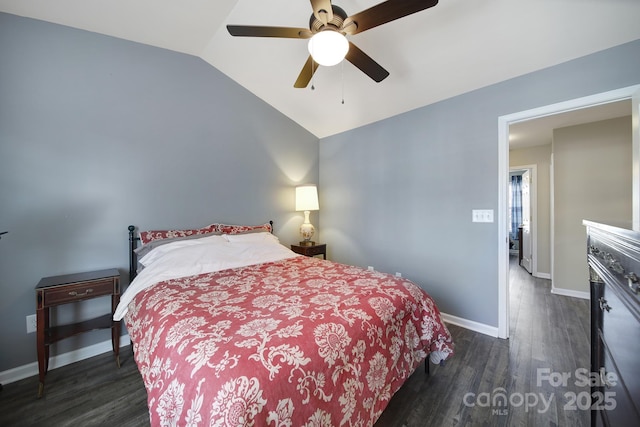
[395,272,402,278]
[367,266,374,272]
[26,314,37,334]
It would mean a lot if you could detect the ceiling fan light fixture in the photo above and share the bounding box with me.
[308,31,349,67]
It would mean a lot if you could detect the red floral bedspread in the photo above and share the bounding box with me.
[124,256,454,426]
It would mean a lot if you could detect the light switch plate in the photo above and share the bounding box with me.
[472,209,494,223]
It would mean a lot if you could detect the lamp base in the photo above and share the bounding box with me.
[299,241,316,247]
[299,212,315,244]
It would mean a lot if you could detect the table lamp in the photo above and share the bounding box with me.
[295,185,319,246]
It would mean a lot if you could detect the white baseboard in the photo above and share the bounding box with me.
[550,287,590,300]
[0,335,130,386]
[440,312,499,338]
[534,272,551,279]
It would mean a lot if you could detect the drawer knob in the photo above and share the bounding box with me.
[598,297,611,312]
[625,272,639,294]
[69,288,93,297]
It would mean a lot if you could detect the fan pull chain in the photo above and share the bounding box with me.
[341,60,345,104]
[311,56,315,91]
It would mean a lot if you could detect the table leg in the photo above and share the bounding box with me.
[112,293,121,367]
[113,321,121,368]
[36,307,46,398]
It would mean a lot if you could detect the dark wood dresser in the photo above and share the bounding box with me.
[584,221,640,425]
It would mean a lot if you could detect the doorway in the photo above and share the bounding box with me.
[509,166,535,275]
[497,84,640,339]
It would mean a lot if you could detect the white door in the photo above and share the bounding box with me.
[521,170,533,273]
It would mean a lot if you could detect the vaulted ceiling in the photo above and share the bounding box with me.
[2,0,640,138]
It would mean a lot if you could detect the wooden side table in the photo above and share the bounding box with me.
[291,243,327,259]
[35,268,121,397]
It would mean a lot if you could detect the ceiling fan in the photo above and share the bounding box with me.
[227,0,439,88]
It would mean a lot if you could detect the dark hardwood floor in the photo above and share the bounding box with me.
[0,256,590,426]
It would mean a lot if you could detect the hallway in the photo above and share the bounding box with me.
[506,254,591,425]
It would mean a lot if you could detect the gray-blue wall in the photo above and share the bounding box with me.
[0,13,318,372]
[2,9,640,376]
[319,39,640,327]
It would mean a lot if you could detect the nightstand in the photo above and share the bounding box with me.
[35,268,121,397]
[291,243,327,259]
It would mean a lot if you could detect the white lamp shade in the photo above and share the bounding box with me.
[307,31,349,67]
[296,185,319,211]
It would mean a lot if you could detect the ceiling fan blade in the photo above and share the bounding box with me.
[343,0,438,35]
[310,0,334,25]
[227,25,312,39]
[345,42,389,83]
[294,56,320,88]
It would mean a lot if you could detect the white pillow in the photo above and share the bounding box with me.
[223,232,280,244]
[139,234,227,267]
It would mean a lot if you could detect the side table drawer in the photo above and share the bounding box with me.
[303,245,325,257]
[42,279,116,306]
[291,243,327,258]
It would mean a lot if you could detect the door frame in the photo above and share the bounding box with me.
[497,85,640,339]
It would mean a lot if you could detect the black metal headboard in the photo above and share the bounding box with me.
[128,221,274,284]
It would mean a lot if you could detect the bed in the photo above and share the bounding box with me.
[115,222,454,426]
